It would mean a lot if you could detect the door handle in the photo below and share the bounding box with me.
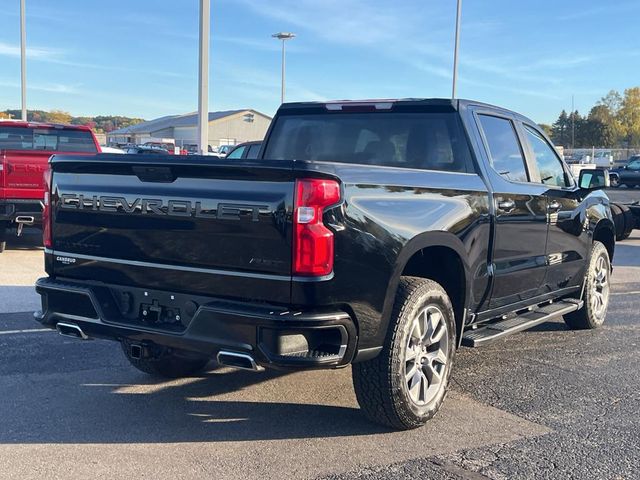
[497,199,516,212]
[548,201,562,211]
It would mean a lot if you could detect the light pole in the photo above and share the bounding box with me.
[20,0,27,120]
[451,0,462,99]
[197,0,210,155]
[272,32,295,104]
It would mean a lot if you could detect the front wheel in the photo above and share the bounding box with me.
[352,277,456,430]
[564,241,611,330]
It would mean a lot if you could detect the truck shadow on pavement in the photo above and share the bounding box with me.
[1,343,391,443]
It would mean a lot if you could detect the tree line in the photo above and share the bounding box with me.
[542,88,640,149]
[0,109,144,134]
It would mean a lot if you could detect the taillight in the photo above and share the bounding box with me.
[293,178,341,276]
[42,168,52,248]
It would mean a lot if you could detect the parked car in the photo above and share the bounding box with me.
[216,144,235,157]
[125,146,170,155]
[35,98,614,430]
[0,120,100,252]
[99,146,125,154]
[610,155,640,188]
[225,141,262,160]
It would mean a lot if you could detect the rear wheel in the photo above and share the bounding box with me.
[121,341,210,378]
[564,241,611,330]
[352,277,456,430]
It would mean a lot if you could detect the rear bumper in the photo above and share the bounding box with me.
[0,199,43,224]
[34,277,358,370]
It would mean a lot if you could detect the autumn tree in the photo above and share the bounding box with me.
[619,87,640,146]
[583,106,615,147]
[47,110,73,124]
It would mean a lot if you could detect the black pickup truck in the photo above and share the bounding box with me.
[35,99,614,430]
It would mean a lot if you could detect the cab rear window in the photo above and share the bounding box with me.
[264,112,475,173]
[0,126,97,153]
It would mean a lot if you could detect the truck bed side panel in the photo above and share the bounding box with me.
[289,162,491,349]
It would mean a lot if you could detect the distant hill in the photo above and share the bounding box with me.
[0,109,145,134]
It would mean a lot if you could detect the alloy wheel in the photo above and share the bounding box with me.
[404,305,450,406]
[591,253,610,322]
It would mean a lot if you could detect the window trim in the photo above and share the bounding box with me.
[520,122,575,190]
[474,112,532,186]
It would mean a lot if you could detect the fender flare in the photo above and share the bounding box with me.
[377,231,472,345]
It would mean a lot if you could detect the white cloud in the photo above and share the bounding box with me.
[0,42,63,59]
[0,79,79,94]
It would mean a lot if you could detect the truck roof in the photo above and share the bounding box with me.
[278,98,522,117]
[0,119,93,131]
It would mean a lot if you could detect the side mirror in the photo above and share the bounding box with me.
[579,168,610,191]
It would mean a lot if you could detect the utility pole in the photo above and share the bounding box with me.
[451,0,462,99]
[272,32,295,104]
[571,95,575,150]
[20,0,27,121]
[197,0,210,155]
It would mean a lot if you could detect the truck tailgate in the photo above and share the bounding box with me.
[1,150,51,199]
[49,155,295,303]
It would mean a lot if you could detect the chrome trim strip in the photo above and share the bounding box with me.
[51,250,292,282]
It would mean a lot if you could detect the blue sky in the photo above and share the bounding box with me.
[0,0,638,123]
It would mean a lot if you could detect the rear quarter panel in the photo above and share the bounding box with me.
[291,161,491,349]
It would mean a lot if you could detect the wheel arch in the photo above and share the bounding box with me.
[380,232,471,348]
[593,218,615,262]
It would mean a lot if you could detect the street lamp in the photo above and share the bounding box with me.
[272,32,295,104]
[20,0,27,120]
[197,0,210,155]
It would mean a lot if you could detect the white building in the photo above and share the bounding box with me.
[107,109,272,149]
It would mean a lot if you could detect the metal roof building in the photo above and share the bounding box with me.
[107,109,272,148]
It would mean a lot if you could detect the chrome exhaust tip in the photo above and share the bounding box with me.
[216,350,263,372]
[15,216,35,225]
[56,322,89,340]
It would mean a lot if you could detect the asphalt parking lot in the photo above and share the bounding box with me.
[1,190,639,480]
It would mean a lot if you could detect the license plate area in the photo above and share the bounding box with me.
[92,285,208,333]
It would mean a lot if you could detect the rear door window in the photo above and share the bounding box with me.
[264,112,475,173]
[227,146,246,159]
[477,115,528,183]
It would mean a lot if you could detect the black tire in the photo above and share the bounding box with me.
[610,203,625,241]
[564,241,611,330]
[352,277,456,430]
[121,341,210,378]
[618,204,635,240]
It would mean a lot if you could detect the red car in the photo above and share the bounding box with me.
[0,120,101,252]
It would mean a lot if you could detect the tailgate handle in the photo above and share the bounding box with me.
[132,166,176,183]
